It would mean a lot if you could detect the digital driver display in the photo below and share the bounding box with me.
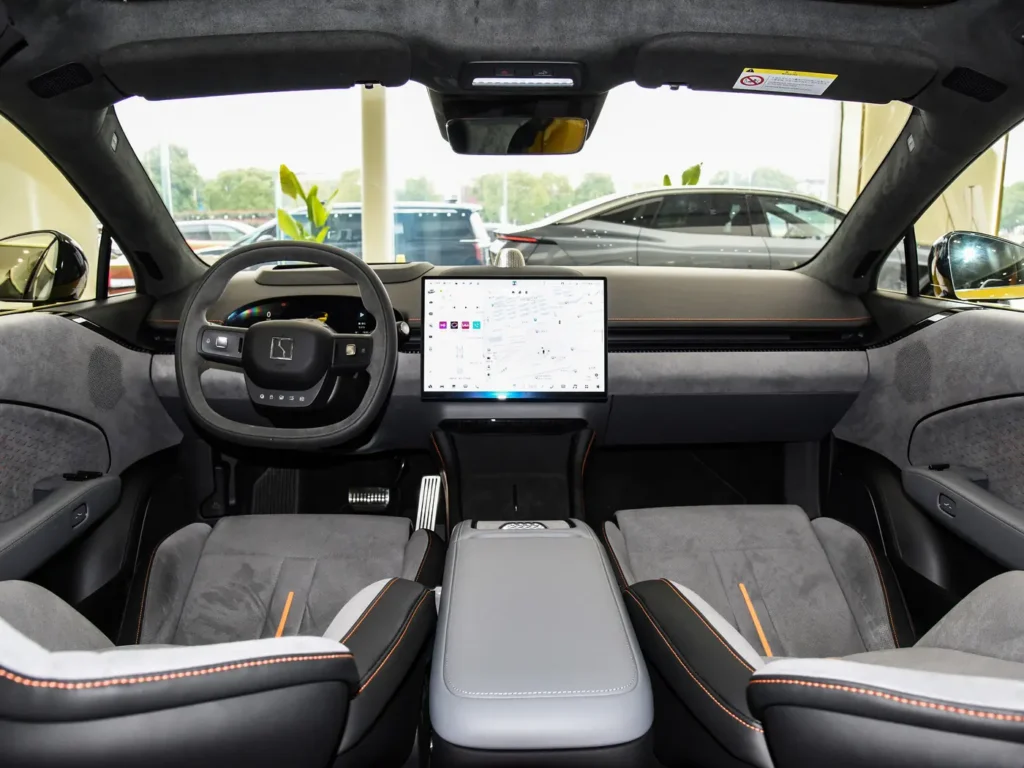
[421,276,607,400]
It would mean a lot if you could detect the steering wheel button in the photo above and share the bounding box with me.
[346,343,357,356]
[215,335,229,349]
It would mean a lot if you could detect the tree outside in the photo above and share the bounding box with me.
[204,168,275,212]
[573,173,616,204]
[396,176,443,202]
[1000,181,1024,233]
[709,167,800,192]
[142,144,202,214]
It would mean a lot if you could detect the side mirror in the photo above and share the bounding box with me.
[929,231,1024,302]
[0,230,88,304]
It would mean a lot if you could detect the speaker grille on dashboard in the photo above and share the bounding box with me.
[942,67,1007,103]
[88,347,125,411]
[28,63,94,99]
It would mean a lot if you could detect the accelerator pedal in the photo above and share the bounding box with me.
[416,475,441,531]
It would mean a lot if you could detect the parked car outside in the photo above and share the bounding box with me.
[197,202,490,267]
[176,219,254,252]
[490,187,927,290]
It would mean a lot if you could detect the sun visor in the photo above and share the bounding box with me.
[634,34,937,104]
[101,31,410,100]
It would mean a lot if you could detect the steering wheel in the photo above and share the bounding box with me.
[175,241,398,449]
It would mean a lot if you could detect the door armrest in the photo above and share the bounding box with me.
[0,475,121,580]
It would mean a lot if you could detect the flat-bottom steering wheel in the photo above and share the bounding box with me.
[175,241,398,449]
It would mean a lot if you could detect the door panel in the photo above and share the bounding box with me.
[834,307,1024,473]
[908,396,1024,508]
[0,311,181,485]
[0,403,109,522]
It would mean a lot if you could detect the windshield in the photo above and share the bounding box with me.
[116,84,904,270]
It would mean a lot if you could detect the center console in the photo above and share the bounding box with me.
[430,519,653,766]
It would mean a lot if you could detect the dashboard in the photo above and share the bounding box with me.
[147,262,881,450]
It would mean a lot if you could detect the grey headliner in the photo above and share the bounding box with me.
[0,0,1022,298]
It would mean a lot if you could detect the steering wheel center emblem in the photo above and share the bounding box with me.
[269,337,294,361]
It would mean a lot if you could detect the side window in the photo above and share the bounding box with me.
[760,196,843,239]
[0,113,102,308]
[594,200,656,227]
[888,122,1024,301]
[652,193,752,236]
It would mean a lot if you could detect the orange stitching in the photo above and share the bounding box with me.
[342,579,396,644]
[414,534,432,582]
[0,654,353,690]
[581,432,595,478]
[858,534,900,648]
[750,678,1024,722]
[358,591,431,694]
[626,592,763,733]
[661,580,755,673]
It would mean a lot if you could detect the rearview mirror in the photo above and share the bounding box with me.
[0,230,88,303]
[446,117,588,155]
[930,231,1024,302]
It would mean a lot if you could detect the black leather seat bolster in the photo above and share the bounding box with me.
[336,578,437,753]
[409,529,446,589]
[0,649,358,722]
[749,667,1024,746]
[625,579,772,767]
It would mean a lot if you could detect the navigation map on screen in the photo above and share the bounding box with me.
[421,277,606,400]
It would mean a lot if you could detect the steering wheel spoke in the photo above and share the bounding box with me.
[331,333,373,372]
[198,324,246,366]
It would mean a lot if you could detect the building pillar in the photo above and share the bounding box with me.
[360,85,394,263]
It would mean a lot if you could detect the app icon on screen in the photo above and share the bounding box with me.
[461,321,470,329]
[438,322,447,329]
[450,321,459,330]
[472,321,481,329]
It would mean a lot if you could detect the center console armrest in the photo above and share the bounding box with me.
[430,520,652,756]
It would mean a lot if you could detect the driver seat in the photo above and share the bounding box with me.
[0,513,444,768]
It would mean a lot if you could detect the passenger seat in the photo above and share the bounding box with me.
[604,505,912,767]
[609,505,1024,768]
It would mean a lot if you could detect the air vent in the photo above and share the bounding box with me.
[28,63,94,99]
[942,67,1007,103]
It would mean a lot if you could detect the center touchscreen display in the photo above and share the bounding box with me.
[420,276,607,400]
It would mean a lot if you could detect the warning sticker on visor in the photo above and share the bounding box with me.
[733,68,837,96]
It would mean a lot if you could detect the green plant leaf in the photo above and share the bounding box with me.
[309,186,329,229]
[279,164,305,200]
[276,208,303,240]
[681,163,702,186]
[314,226,330,243]
[322,189,339,209]
[662,173,672,187]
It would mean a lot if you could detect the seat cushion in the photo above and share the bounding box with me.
[138,514,421,646]
[608,505,904,659]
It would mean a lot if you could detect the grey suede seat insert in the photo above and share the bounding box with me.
[139,514,419,645]
[608,505,898,657]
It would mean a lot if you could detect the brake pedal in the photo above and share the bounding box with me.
[348,487,390,512]
[416,475,441,531]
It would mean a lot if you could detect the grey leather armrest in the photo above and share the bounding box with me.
[903,466,1024,569]
[431,520,653,751]
[0,475,121,580]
